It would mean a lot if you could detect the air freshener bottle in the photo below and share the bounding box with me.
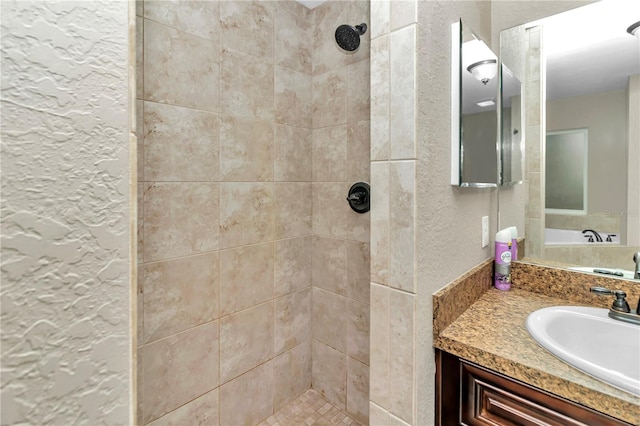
[494,229,512,291]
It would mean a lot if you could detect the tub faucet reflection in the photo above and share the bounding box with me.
[634,252,640,280]
[582,229,602,242]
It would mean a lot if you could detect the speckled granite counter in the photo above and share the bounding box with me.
[433,261,640,425]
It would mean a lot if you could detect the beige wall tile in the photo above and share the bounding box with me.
[136,17,144,102]
[312,288,347,352]
[370,402,391,426]
[389,25,415,160]
[220,116,274,182]
[219,361,274,426]
[347,241,370,303]
[347,120,371,183]
[142,322,219,424]
[312,68,347,128]
[137,266,144,347]
[275,67,312,128]
[275,9,312,75]
[274,125,312,182]
[219,182,274,249]
[346,1,371,65]
[275,236,312,297]
[275,288,312,355]
[312,236,347,296]
[143,252,219,344]
[312,125,347,182]
[389,161,415,292]
[391,0,417,31]
[347,357,370,425]
[144,19,219,111]
[312,2,347,76]
[275,182,312,239]
[369,283,389,408]
[312,183,348,238]
[220,302,274,384]
[219,243,274,317]
[389,290,414,424]
[136,100,144,181]
[370,162,389,285]
[370,1,390,39]
[137,347,143,425]
[147,389,219,426]
[143,182,219,262]
[144,0,220,42]
[274,341,312,412]
[347,300,370,365]
[370,36,390,161]
[221,1,273,62]
[144,102,220,182]
[347,60,371,124]
[138,182,144,265]
[220,49,274,122]
[348,209,371,244]
[312,340,347,409]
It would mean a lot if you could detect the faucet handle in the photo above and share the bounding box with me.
[590,287,631,313]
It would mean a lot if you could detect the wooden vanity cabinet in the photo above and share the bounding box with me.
[435,350,632,426]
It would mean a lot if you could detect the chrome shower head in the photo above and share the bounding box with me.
[335,23,367,52]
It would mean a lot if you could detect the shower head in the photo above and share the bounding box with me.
[335,23,367,52]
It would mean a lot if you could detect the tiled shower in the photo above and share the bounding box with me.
[136,1,370,424]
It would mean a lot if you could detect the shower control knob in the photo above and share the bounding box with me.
[346,182,370,214]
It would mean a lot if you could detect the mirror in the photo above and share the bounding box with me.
[500,64,524,185]
[451,20,499,187]
[499,0,640,280]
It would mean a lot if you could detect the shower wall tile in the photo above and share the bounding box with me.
[136,100,144,181]
[347,59,371,124]
[370,162,390,285]
[275,288,312,355]
[220,49,274,122]
[347,120,371,183]
[391,0,417,31]
[312,339,347,409]
[137,182,144,265]
[142,321,219,424]
[369,283,389,408]
[143,182,219,262]
[347,356,370,425]
[142,252,219,344]
[347,241,370,303]
[347,299,370,365]
[219,182,274,249]
[147,389,219,426]
[221,1,273,62]
[348,209,371,244]
[274,341,313,412]
[312,125,347,182]
[143,102,220,182]
[312,288,347,353]
[312,68,347,128]
[220,302,274,384]
[275,67,312,128]
[274,125,312,182]
[275,9,312,75]
[219,361,274,426]
[371,0,390,39]
[346,1,371,65]
[136,16,144,101]
[370,35,390,161]
[137,266,144,346]
[312,236,347,296]
[274,182,312,238]
[389,290,415,424]
[144,19,219,111]
[219,243,274,317]
[389,160,415,293]
[312,182,348,238]
[389,24,416,160]
[275,236,311,297]
[137,347,144,425]
[220,116,274,182]
[312,1,347,76]
[144,0,220,42]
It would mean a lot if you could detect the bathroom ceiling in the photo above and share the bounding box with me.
[296,0,326,9]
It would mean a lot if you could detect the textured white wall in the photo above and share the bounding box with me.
[1,1,133,424]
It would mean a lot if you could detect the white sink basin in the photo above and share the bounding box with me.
[526,306,640,396]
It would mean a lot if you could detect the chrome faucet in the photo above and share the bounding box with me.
[591,286,640,326]
[634,252,640,280]
[582,229,602,242]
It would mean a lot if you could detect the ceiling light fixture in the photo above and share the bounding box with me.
[627,20,640,36]
[467,59,498,85]
[475,98,496,108]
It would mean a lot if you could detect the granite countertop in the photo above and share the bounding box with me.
[433,262,640,425]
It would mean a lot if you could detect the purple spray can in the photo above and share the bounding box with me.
[494,229,512,291]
